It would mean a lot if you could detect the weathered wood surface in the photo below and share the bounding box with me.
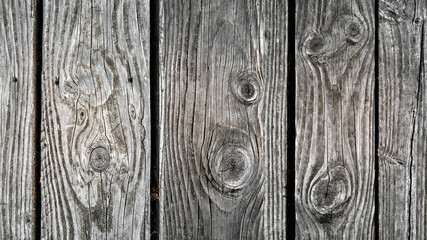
[41,0,151,239]
[378,0,426,239]
[295,0,375,238]
[159,0,288,239]
[0,0,36,238]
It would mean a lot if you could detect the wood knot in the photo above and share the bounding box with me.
[332,14,366,45]
[76,108,87,125]
[216,144,251,188]
[310,166,351,217]
[206,127,255,192]
[344,21,363,44]
[89,147,110,173]
[12,77,18,83]
[231,70,262,105]
[379,5,406,23]
[346,22,360,37]
[413,17,422,25]
[64,79,78,93]
[129,104,136,120]
[304,34,330,59]
[307,36,325,53]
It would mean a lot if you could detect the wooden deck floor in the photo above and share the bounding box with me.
[0,0,425,239]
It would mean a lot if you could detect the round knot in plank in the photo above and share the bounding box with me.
[307,36,326,53]
[344,21,363,44]
[89,147,110,173]
[206,127,255,193]
[335,14,366,45]
[214,143,252,188]
[303,33,330,60]
[310,166,351,217]
[231,70,262,105]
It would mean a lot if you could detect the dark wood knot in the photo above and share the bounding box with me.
[129,104,136,120]
[76,108,86,125]
[333,14,365,45]
[307,36,325,53]
[89,147,110,173]
[304,34,329,59]
[413,17,422,25]
[346,22,360,37]
[345,21,363,44]
[206,127,255,192]
[310,166,351,217]
[216,143,251,188]
[231,70,262,105]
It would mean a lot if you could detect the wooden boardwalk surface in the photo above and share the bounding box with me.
[41,0,151,239]
[378,0,426,238]
[0,0,425,239]
[295,0,375,238]
[0,0,37,238]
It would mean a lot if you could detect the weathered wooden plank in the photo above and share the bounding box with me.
[159,0,288,239]
[0,0,36,238]
[295,0,375,238]
[378,0,426,238]
[41,0,151,239]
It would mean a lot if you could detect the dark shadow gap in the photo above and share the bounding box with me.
[32,0,43,239]
[374,0,380,238]
[286,0,296,239]
[149,0,160,239]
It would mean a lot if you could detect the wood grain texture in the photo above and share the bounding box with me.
[378,0,426,238]
[0,0,36,238]
[295,0,375,238]
[41,0,151,239]
[159,0,287,239]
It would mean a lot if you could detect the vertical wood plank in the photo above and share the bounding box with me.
[159,0,288,239]
[295,0,375,238]
[0,0,36,238]
[41,0,151,238]
[378,0,426,238]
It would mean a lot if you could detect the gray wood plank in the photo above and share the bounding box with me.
[41,1,151,239]
[295,0,375,238]
[159,0,288,239]
[0,0,36,238]
[378,0,426,238]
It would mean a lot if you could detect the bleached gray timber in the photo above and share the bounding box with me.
[378,0,426,238]
[159,0,288,239]
[295,0,375,238]
[41,0,151,239]
[0,0,37,239]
